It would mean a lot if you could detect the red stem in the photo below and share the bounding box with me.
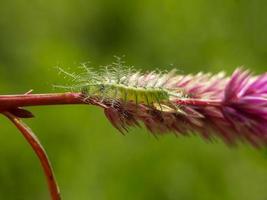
[3,112,61,200]
[0,92,222,200]
[0,92,222,110]
[0,92,84,110]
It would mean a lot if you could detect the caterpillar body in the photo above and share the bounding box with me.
[57,61,187,112]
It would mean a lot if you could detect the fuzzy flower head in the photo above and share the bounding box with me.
[58,61,267,147]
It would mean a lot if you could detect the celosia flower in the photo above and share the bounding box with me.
[57,60,267,147]
[96,67,267,147]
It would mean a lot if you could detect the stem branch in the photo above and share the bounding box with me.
[3,112,61,200]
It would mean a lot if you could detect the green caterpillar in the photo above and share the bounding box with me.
[57,60,186,112]
[84,83,174,105]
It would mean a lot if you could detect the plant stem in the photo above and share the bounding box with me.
[0,92,223,200]
[0,93,84,110]
[3,112,61,200]
[0,92,222,111]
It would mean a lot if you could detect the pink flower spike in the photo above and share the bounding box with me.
[101,68,267,147]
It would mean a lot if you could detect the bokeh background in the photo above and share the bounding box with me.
[0,0,267,199]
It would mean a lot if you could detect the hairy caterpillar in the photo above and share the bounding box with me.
[57,59,187,112]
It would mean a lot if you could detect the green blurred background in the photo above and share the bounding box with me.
[0,0,267,199]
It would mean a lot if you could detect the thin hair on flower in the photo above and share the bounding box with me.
[57,60,267,147]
